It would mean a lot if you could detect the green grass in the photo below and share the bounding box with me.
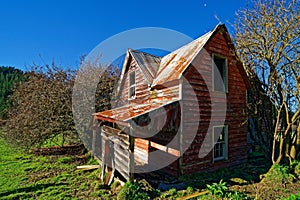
[1,134,299,200]
[0,137,111,199]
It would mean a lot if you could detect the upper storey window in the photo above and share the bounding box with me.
[213,54,228,92]
[128,71,136,99]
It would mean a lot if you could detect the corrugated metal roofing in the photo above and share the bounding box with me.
[95,24,235,123]
[151,30,213,86]
[94,99,178,124]
[129,49,161,83]
[95,26,217,123]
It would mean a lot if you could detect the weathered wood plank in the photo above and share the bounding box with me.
[76,165,100,171]
[150,141,180,157]
[115,154,130,171]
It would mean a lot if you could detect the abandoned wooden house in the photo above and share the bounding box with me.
[92,24,250,182]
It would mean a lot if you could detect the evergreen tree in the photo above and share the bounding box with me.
[0,66,24,119]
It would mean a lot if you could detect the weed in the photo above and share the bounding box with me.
[168,188,177,196]
[117,181,150,200]
[283,189,300,200]
[206,179,228,198]
[91,189,110,198]
[227,190,249,200]
[263,164,295,185]
[42,134,65,147]
[57,156,73,163]
[186,186,194,194]
[110,180,121,190]
[206,180,250,199]
[293,161,300,177]
[87,156,99,165]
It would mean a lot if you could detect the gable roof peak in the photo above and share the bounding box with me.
[129,49,162,59]
[128,49,162,83]
[151,24,223,86]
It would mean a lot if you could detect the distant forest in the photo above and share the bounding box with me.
[0,66,24,118]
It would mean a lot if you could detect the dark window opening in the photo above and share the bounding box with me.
[213,55,227,92]
[129,71,136,99]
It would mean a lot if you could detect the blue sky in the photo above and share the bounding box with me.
[0,0,248,70]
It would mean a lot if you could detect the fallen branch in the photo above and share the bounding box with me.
[179,190,208,200]
[76,165,100,171]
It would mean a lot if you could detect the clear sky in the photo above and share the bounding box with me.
[0,0,248,70]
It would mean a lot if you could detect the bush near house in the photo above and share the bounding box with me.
[2,62,119,150]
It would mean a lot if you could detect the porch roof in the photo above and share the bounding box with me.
[93,99,178,125]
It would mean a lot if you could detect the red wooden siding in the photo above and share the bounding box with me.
[180,29,247,175]
[94,25,249,179]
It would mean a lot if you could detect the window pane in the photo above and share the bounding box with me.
[129,71,135,85]
[129,71,135,98]
[213,126,227,160]
[213,56,226,92]
[129,86,135,98]
[220,143,224,157]
[219,128,225,142]
[215,58,225,81]
[214,127,224,143]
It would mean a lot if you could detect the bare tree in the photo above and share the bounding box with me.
[4,59,119,150]
[4,64,78,148]
[71,56,120,152]
[234,0,300,164]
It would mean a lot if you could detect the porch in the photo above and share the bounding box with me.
[92,124,180,184]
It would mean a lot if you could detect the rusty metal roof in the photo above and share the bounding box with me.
[95,26,216,123]
[151,30,214,86]
[95,25,235,123]
[94,100,178,125]
[129,49,161,83]
[120,25,221,88]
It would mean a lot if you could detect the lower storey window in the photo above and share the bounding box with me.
[213,125,228,161]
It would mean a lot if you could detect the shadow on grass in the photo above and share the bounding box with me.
[184,156,271,189]
[136,154,271,191]
[0,182,68,198]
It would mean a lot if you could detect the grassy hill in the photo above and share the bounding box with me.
[0,137,116,199]
[1,134,300,199]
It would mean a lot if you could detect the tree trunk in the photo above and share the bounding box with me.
[272,105,283,164]
[289,133,296,160]
[297,124,300,159]
[290,123,300,160]
[275,136,284,164]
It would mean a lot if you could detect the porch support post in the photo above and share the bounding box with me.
[92,117,97,157]
[178,79,183,177]
[129,123,135,181]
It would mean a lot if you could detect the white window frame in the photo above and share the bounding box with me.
[213,125,228,162]
[212,54,228,93]
[128,70,136,99]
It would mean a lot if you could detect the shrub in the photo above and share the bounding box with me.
[206,179,228,198]
[3,61,119,150]
[283,189,300,200]
[117,181,150,200]
[293,162,300,177]
[227,190,250,200]
[206,180,250,199]
[4,65,78,149]
[264,164,295,184]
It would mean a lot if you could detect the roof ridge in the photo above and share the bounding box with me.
[128,48,162,83]
[160,24,224,61]
[151,24,224,86]
[129,48,163,58]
